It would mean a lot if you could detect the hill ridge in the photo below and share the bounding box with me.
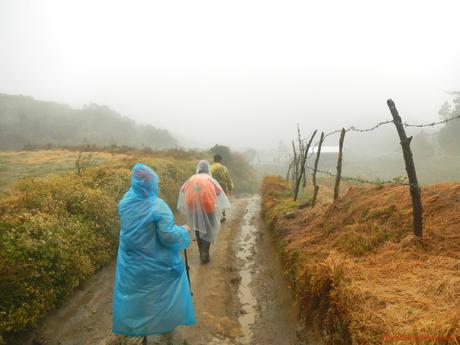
[0,93,177,150]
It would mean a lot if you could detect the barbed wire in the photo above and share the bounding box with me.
[322,129,342,139]
[318,114,460,143]
[402,113,460,128]
[304,120,396,160]
[288,112,460,205]
[345,120,395,134]
[305,165,402,185]
[302,165,460,204]
[299,113,460,162]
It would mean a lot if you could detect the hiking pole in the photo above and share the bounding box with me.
[184,249,193,296]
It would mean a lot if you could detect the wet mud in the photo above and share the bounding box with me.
[17,196,319,345]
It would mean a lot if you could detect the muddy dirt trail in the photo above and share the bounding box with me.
[20,196,320,345]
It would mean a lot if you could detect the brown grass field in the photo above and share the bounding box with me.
[262,176,460,345]
[0,150,129,194]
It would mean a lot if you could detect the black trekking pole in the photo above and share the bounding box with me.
[184,249,193,296]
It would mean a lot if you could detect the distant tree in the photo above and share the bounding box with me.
[208,144,258,193]
[209,144,232,164]
[438,92,460,155]
[438,101,452,122]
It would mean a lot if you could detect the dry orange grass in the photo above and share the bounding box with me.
[261,177,460,345]
[0,150,132,193]
[6,150,125,165]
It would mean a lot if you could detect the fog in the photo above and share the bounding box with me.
[1,0,459,150]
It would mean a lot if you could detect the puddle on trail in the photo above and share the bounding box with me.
[235,197,260,344]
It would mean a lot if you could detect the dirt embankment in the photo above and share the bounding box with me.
[261,176,460,345]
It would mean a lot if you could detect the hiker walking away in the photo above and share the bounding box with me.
[112,163,195,345]
[210,154,234,222]
[178,160,231,264]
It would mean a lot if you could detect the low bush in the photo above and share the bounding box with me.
[0,151,198,336]
[0,174,121,334]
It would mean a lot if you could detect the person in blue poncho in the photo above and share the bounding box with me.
[112,163,196,344]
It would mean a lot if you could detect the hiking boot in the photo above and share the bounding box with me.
[200,253,210,264]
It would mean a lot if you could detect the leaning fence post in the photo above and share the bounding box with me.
[311,132,325,207]
[333,128,346,201]
[387,99,423,237]
[294,130,317,201]
[302,165,307,188]
[286,160,293,181]
[291,140,298,191]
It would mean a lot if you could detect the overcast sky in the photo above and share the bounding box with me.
[1,0,459,149]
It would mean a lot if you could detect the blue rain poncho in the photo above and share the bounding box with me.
[112,163,195,336]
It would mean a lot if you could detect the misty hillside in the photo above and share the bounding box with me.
[0,94,177,150]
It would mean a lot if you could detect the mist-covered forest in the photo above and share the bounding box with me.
[0,94,177,150]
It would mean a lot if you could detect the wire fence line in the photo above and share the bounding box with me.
[341,112,460,135]
[304,113,460,153]
[297,111,460,163]
[304,165,460,204]
[304,119,397,160]
[403,113,460,128]
[287,103,460,238]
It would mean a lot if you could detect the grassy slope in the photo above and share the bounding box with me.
[261,176,460,345]
[0,150,128,195]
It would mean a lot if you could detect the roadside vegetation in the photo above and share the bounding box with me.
[0,147,256,339]
[261,176,460,344]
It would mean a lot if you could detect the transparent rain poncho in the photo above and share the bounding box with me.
[112,163,195,336]
[177,160,231,243]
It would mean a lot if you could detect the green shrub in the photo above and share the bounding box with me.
[0,151,199,335]
[0,176,119,333]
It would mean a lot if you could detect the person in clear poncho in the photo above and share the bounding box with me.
[112,163,195,342]
[177,160,231,263]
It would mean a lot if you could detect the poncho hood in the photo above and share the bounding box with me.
[130,163,159,197]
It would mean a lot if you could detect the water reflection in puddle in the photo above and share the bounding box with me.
[236,196,260,344]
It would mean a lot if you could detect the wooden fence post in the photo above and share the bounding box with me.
[286,160,293,181]
[302,166,307,188]
[387,99,423,237]
[311,132,325,207]
[294,130,317,201]
[333,128,346,201]
[291,140,298,191]
[297,124,304,156]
